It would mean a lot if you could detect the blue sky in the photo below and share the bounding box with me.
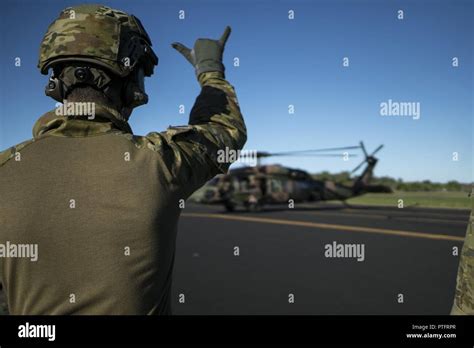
[1,0,472,182]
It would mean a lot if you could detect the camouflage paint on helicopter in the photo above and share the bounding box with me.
[197,142,392,212]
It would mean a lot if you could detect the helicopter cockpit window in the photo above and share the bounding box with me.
[295,180,312,191]
[208,177,220,186]
[237,179,248,191]
[269,178,284,193]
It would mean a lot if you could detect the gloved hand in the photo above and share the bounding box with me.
[171,26,231,77]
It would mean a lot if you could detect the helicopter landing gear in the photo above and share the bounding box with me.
[245,195,262,212]
[246,202,262,212]
[224,200,236,212]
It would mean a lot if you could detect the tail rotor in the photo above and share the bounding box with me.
[351,142,384,174]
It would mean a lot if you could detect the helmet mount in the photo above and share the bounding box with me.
[45,64,149,109]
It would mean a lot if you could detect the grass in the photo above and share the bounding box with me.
[347,191,471,210]
[191,187,472,210]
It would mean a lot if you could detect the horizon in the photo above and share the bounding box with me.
[1,0,472,182]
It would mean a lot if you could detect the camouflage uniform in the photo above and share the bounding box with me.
[0,4,246,314]
[451,193,474,315]
[0,71,245,315]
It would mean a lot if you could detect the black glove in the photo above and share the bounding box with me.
[172,26,231,77]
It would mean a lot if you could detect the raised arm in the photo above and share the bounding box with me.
[145,27,247,198]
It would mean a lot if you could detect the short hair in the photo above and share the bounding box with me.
[67,85,117,107]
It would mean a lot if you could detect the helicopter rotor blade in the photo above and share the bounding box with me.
[370,144,384,157]
[269,153,358,157]
[254,152,358,159]
[270,146,360,156]
[359,141,368,158]
[351,160,366,173]
[256,151,272,158]
[260,146,361,158]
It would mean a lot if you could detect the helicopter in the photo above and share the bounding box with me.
[196,142,392,212]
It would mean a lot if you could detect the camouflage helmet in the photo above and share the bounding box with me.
[38,4,158,77]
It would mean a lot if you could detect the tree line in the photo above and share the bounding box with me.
[311,171,472,192]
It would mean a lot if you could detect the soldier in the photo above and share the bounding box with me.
[0,4,246,314]
[451,194,473,315]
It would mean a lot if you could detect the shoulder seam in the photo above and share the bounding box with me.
[0,138,36,168]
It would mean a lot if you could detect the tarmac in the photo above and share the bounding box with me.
[0,202,468,315]
[171,202,470,315]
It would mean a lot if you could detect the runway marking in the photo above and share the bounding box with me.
[389,216,467,225]
[343,207,469,220]
[296,203,469,219]
[295,211,389,220]
[291,210,468,225]
[181,213,465,242]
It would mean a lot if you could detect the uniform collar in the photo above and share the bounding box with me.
[33,103,133,138]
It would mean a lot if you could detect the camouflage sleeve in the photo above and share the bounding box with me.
[451,193,474,315]
[146,71,247,198]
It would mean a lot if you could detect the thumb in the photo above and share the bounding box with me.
[219,26,231,46]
